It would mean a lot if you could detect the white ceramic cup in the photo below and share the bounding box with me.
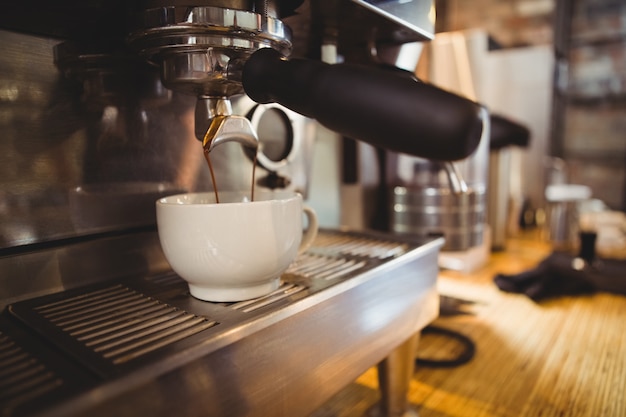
[156,190,318,302]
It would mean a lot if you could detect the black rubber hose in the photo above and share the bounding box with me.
[416,325,476,368]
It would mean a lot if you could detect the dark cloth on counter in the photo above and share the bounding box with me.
[494,251,626,302]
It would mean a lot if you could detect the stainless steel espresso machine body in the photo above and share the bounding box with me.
[0,1,483,416]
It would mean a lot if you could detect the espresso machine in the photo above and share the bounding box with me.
[0,1,484,416]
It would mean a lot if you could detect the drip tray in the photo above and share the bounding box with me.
[8,231,411,377]
[2,230,442,417]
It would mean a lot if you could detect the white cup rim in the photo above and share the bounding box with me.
[157,190,302,207]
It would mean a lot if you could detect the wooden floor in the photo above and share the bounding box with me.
[312,231,626,417]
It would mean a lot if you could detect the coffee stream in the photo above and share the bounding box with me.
[202,138,257,204]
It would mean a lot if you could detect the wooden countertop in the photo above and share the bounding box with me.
[313,231,626,417]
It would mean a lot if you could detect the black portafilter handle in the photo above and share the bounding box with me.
[242,48,484,161]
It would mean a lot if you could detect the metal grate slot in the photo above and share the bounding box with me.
[76,307,182,342]
[228,282,306,313]
[34,286,218,365]
[312,233,408,259]
[35,285,132,317]
[0,332,62,411]
[287,254,367,281]
[143,273,187,288]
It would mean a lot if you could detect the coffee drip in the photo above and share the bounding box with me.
[202,142,258,205]
[200,104,259,204]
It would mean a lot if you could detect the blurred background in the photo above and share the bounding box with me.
[430,0,625,217]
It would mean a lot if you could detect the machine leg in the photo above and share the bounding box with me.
[369,332,420,417]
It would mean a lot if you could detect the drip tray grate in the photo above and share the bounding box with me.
[34,285,218,365]
[9,284,219,377]
[308,233,409,259]
[287,253,368,281]
[0,330,62,411]
[0,317,97,416]
[223,282,307,313]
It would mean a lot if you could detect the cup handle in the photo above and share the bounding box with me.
[298,205,319,255]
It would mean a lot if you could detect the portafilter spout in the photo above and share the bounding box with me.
[198,97,258,153]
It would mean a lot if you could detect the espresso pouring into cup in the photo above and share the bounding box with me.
[199,97,260,203]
